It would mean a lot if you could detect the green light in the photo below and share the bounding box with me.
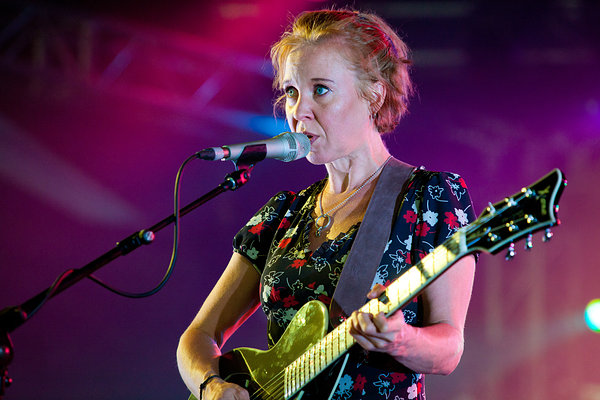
[584,299,600,333]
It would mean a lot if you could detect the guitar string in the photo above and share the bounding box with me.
[249,324,354,400]
[247,191,532,399]
[248,337,333,400]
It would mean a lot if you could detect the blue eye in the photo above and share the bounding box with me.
[285,86,297,98]
[315,85,329,96]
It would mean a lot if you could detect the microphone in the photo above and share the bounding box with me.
[196,132,310,163]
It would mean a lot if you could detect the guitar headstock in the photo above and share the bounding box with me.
[467,168,567,256]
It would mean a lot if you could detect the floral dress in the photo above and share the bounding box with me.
[233,169,476,400]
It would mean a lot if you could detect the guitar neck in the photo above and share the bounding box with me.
[283,230,468,398]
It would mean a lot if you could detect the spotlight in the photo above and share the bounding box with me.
[584,299,600,333]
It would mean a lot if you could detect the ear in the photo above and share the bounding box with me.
[370,81,386,116]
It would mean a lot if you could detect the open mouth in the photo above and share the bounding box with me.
[304,132,316,143]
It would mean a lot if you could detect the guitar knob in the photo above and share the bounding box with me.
[505,243,516,260]
[543,228,553,242]
[525,234,533,251]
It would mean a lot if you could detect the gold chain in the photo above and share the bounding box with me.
[314,156,391,237]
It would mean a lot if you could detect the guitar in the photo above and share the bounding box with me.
[189,168,566,400]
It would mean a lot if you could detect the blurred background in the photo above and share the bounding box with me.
[0,0,598,399]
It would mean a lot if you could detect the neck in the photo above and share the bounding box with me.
[325,147,392,194]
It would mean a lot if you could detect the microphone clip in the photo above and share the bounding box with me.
[220,144,265,190]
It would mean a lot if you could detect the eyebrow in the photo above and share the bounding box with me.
[281,78,335,86]
[311,78,334,83]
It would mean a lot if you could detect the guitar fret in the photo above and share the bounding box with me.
[297,358,302,391]
[326,332,332,364]
[297,355,302,389]
[319,341,325,371]
[284,365,290,398]
[309,347,314,377]
[317,341,322,371]
[302,353,310,388]
[290,359,295,394]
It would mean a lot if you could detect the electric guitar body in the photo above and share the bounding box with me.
[189,300,347,400]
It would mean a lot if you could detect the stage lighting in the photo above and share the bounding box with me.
[584,299,600,333]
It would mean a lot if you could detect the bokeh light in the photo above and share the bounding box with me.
[585,299,600,332]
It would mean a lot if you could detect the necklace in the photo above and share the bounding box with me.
[314,156,392,237]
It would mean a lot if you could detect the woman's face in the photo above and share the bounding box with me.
[282,43,377,165]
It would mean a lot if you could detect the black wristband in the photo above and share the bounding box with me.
[199,374,220,400]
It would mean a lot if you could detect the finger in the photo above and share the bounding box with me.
[349,312,373,336]
[351,331,376,350]
[354,313,392,342]
[367,284,386,299]
[350,329,390,351]
[356,312,378,334]
[372,312,388,333]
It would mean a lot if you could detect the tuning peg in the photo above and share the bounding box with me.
[505,243,516,260]
[525,234,533,250]
[543,228,553,242]
[521,188,535,197]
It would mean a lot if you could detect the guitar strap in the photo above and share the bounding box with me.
[329,157,416,327]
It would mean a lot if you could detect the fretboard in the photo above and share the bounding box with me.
[283,229,468,399]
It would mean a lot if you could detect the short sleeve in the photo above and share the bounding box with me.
[406,170,477,259]
[233,191,297,275]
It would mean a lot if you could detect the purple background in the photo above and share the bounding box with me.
[1,1,598,399]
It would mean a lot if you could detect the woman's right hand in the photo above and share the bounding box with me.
[202,378,250,400]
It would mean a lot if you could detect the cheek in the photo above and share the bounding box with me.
[285,109,296,129]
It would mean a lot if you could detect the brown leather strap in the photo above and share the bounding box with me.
[329,157,415,326]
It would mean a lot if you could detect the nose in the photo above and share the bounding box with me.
[288,93,313,129]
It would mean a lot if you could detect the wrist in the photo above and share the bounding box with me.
[199,374,221,400]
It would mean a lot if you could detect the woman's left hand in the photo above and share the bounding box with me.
[348,283,415,355]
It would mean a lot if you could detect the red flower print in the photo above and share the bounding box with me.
[307,282,316,289]
[248,222,264,234]
[444,211,459,229]
[391,372,407,384]
[318,294,331,305]
[403,210,417,224]
[270,288,281,302]
[415,222,430,237]
[282,295,298,307]
[278,238,292,248]
[290,259,307,269]
[405,250,426,265]
[353,374,367,391]
[459,177,467,188]
[278,218,291,229]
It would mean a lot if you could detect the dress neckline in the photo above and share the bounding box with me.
[301,179,361,258]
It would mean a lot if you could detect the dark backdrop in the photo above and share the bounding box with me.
[1,1,598,399]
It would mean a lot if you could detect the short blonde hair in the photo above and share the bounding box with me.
[271,9,413,133]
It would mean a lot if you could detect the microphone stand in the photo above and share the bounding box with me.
[0,146,266,399]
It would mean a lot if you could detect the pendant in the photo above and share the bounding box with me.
[314,213,332,237]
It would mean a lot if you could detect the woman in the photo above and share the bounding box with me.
[177,9,476,400]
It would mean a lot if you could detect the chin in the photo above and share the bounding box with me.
[306,152,328,166]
